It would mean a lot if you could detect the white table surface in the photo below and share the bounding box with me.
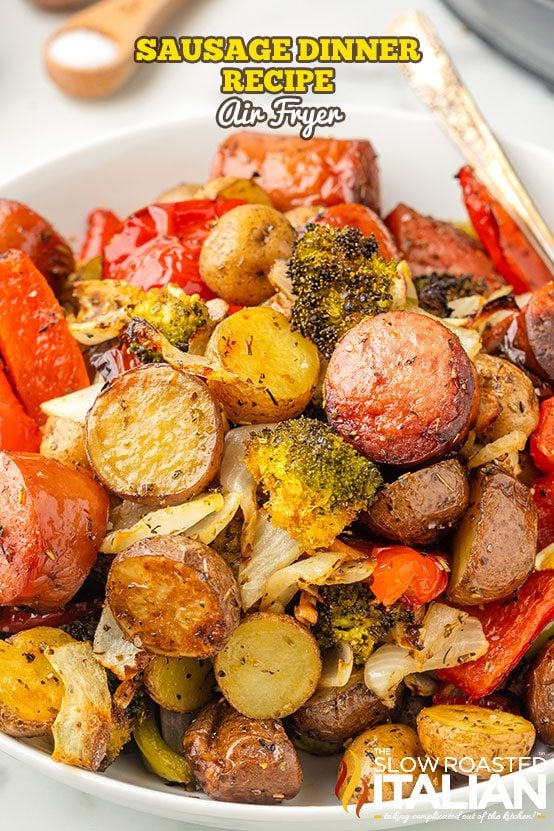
[1,0,553,828]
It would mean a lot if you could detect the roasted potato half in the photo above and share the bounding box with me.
[194,176,273,206]
[288,670,389,744]
[475,354,539,441]
[526,640,554,745]
[85,364,223,506]
[285,205,323,229]
[214,612,321,719]
[206,306,320,423]
[144,656,215,713]
[417,704,536,778]
[183,699,303,803]
[199,204,296,306]
[156,183,201,203]
[0,627,74,737]
[336,723,440,804]
[364,458,469,546]
[40,415,88,467]
[107,535,240,658]
[447,465,537,605]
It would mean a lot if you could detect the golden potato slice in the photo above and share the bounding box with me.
[199,204,295,306]
[194,176,273,206]
[107,535,240,658]
[336,723,441,805]
[206,306,319,423]
[144,656,214,713]
[85,364,223,506]
[417,704,536,778]
[448,465,537,605]
[0,627,74,737]
[214,612,321,719]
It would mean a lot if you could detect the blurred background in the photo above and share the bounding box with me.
[1,0,553,184]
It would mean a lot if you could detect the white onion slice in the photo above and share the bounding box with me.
[318,643,354,689]
[40,383,103,424]
[93,605,149,680]
[364,602,488,707]
[418,602,489,671]
[186,491,241,544]
[260,550,342,612]
[364,644,418,708]
[239,510,302,611]
[100,492,224,554]
[45,641,112,771]
[467,430,527,470]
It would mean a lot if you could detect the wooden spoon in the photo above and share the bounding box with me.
[44,0,189,99]
[30,1,92,9]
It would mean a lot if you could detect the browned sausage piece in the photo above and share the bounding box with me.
[324,311,479,466]
[183,699,303,803]
[385,204,504,292]
[106,536,240,658]
[364,458,469,546]
[210,132,380,213]
[527,640,554,746]
[524,282,554,382]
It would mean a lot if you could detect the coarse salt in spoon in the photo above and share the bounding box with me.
[44,0,189,99]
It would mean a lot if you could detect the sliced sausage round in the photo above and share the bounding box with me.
[324,311,478,466]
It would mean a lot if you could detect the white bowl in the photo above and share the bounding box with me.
[0,109,553,830]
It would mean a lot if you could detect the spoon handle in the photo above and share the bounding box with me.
[390,10,554,272]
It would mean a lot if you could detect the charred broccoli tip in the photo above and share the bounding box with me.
[313,583,413,666]
[128,285,209,352]
[413,272,487,318]
[245,417,382,552]
[288,223,397,358]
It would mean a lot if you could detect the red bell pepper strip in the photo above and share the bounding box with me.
[0,597,103,635]
[369,545,449,609]
[437,570,554,697]
[531,398,554,474]
[103,199,244,298]
[0,364,40,452]
[0,199,74,293]
[533,473,554,550]
[458,165,552,293]
[314,203,399,259]
[79,208,121,263]
[0,250,90,424]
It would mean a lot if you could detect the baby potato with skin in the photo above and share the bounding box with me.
[199,204,296,305]
[337,723,441,805]
[417,704,536,778]
[194,176,273,206]
[205,306,319,424]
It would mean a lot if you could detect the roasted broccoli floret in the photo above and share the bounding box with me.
[313,583,413,666]
[288,223,397,358]
[128,285,209,352]
[245,418,382,551]
[413,273,487,318]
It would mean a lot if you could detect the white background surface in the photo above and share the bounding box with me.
[1,0,554,829]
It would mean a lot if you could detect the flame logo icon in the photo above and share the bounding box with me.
[335,747,368,817]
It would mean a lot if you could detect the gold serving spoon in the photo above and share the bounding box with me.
[44,0,189,99]
[389,10,554,274]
